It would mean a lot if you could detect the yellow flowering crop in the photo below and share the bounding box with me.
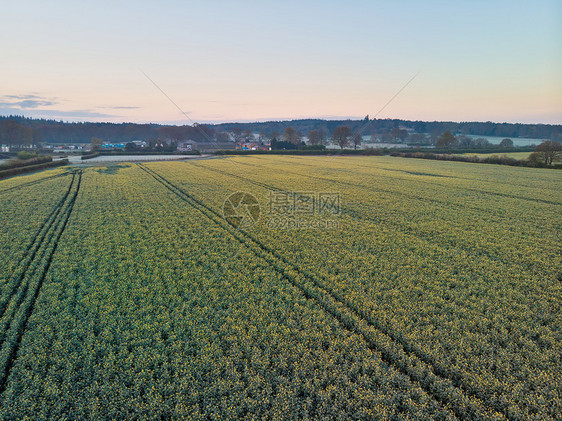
[0,157,559,420]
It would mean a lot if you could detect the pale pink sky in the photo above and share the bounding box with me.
[1,0,561,124]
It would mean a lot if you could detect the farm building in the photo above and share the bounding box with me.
[177,140,198,152]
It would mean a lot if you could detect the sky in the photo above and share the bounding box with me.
[1,0,561,125]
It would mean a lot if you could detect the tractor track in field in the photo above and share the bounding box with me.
[138,163,517,421]
[228,156,562,250]
[0,172,71,195]
[189,159,533,229]
[186,162,560,349]
[187,162,558,310]
[239,156,562,244]
[0,174,76,319]
[266,156,562,206]
[227,158,562,227]
[190,160,550,257]
[200,159,561,265]
[0,171,82,395]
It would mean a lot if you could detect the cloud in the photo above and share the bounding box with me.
[99,106,141,110]
[0,93,127,121]
[2,99,57,108]
[5,94,46,100]
[0,94,59,109]
[0,107,118,120]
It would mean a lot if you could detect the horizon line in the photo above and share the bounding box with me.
[1,113,561,127]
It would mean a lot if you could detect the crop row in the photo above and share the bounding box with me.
[149,157,561,419]
[0,171,81,395]
[1,165,456,419]
[188,159,560,314]
[0,168,70,195]
[0,158,558,419]
[137,164,502,420]
[0,172,74,283]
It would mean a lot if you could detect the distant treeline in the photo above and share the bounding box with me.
[0,116,215,145]
[213,118,561,140]
[0,115,560,145]
[395,151,562,169]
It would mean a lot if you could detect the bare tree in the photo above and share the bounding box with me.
[216,132,231,142]
[231,127,244,144]
[331,126,351,149]
[435,131,457,148]
[409,133,429,144]
[243,129,254,142]
[91,137,103,150]
[269,131,280,142]
[457,135,472,148]
[499,138,514,148]
[390,127,409,143]
[529,141,562,166]
[352,133,362,150]
[307,129,322,145]
[318,128,327,145]
[282,126,300,145]
[472,137,491,148]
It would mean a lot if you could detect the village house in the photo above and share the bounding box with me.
[236,142,271,151]
[177,140,198,152]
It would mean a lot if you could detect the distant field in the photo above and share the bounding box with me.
[0,156,560,419]
[464,135,543,147]
[68,154,200,164]
[460,151,532,159]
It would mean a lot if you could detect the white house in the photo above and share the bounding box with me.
[177,140,198,152]
[131,140,148,148]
